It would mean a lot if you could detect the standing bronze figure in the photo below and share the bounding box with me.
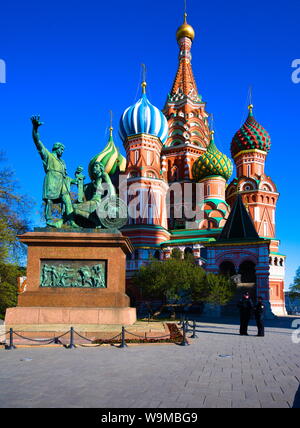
[31,115,77,228]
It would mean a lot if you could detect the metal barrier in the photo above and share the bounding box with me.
[3,320,200,350]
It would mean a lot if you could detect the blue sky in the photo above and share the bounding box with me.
[0,0,299,287]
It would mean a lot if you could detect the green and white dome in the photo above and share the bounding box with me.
[89,128,126,179]
[192,132,233,182]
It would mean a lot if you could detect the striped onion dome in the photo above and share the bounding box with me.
[88,129,126,179]
[119,82,169,144]
[192,132,233,182]
[231,105,271,157]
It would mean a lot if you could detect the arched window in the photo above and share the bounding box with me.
[146,151,151,165]
[153,250,160,260]
[171,166,179,181]
[238,261,256,283]
[219,261,236,277]
[134,150,139,164]
[184,247,194,260]
[148,203,154,225]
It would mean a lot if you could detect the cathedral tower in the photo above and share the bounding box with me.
[119,78,170,271]
[226,104,286,315]
[162,13,210,184]
[226,105,278,239]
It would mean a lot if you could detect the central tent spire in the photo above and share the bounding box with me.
[171,10,198,101]
[162,6,210,156]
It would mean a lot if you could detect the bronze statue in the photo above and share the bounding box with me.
[31,115,78,228]
[31,115,127,229]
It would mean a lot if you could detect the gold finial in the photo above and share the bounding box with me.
[109,110,113,136]
[176,0,195,41]
[209,113,214,134]
[141,63,147,94]
[248,86,253,114]
[141,81,147,94]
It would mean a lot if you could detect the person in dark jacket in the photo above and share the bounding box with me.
[254,296,265,337]
[237,292,254,335]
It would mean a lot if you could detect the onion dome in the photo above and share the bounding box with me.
[88,127,126,179]
[192,131,233,182]
[176,13,195,41]
[119,81,169,144]
[231,105,271,157]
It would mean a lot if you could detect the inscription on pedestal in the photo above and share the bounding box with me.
[40,260,106,288]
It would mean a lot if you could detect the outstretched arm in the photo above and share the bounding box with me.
[31,115,47,159]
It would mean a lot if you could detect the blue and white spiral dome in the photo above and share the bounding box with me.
[119,88,169,144]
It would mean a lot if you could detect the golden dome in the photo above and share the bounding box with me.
[176,13,195,41]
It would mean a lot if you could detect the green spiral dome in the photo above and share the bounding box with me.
[88,130,126,179]
[192,133,233,182]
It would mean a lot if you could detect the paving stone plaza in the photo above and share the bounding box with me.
[0,316,300,409]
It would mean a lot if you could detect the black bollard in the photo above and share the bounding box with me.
[118,326,128,348]
[179,321,189,346]
[190,320,198,339]
[5,328,16,350]
[67,327,76,349]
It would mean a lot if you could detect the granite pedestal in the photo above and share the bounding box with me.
[5,229,136,327]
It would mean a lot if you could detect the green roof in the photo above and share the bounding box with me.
[171,228,221,236]
[270,252,286,257]
[161,237,216,246]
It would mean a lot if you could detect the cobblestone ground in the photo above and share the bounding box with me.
[0,316,299,408]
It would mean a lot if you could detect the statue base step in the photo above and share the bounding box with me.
[5,306,137,326]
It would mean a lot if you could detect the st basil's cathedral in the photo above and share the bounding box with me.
[94,13,286,317]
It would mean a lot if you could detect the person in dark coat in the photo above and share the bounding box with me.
[237,291,254,335]
[254,296,265,337]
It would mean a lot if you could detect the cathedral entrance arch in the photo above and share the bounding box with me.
[238,260,256,283]
[238,260,257,299]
